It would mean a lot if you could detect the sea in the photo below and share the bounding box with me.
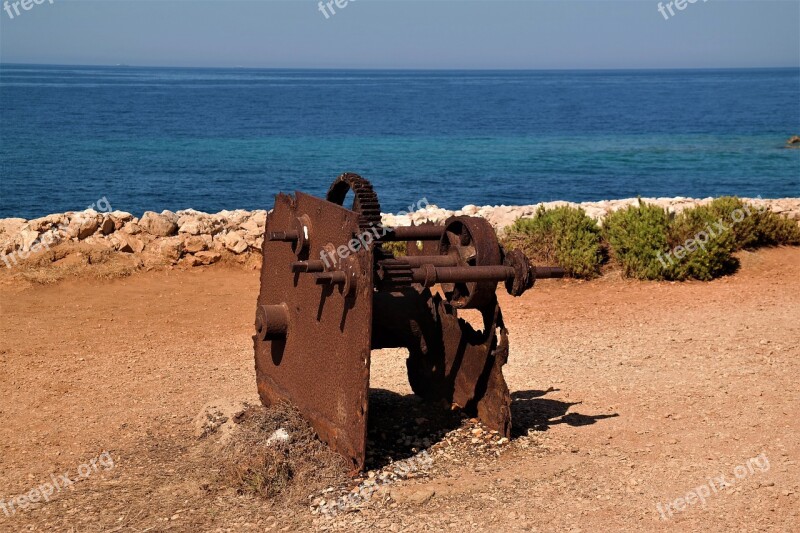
[0,65,798,219]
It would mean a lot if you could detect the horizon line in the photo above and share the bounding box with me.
[1,62,798,72]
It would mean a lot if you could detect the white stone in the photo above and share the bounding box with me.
[266,428,291,446]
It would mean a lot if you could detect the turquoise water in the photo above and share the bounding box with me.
[0,65,798,218]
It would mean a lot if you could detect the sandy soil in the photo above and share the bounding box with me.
[0,247,798,532]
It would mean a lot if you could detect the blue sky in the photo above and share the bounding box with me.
[0,1,798,69]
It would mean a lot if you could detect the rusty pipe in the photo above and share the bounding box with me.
[255,303,290,341]
[268,230,299,242]
[379,225,445,242]
[315,271,347,284]
[535,266,566,279]
[392,255,459,267]
[411,265,515,287]
[292,260,326,273]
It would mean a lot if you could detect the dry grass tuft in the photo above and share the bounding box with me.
[218,402,349,503]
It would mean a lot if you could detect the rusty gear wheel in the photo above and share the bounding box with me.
[438,216,502,309]
[375,258,415,289]
[326,173,382,232]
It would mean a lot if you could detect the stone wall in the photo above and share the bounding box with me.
[1,197,798,270]
[382,197,800,232]
[0,209,266,269]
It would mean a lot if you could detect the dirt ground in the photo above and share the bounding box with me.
[0,247,798,532]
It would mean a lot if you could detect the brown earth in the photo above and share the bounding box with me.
[0,247,798,532]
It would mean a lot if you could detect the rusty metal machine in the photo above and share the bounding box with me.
[253,173,563,471]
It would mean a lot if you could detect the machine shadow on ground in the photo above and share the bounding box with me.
[366,388,465,470]
[509,388,619,437]
[366,387,618,469]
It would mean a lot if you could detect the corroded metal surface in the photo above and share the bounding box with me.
[438,216,503,309]
[255,173,562,470]
[254,192,373,471]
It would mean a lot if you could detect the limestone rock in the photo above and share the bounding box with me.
[120,221,143,235]
[139,211,178,237]
[67,214,101,240]
[160,210,179,223]
[179,218,207,235]
[81,235,114,250]
[0,219,26,253]
[158,236,184,263]
[108,211,133,230]
[239,217,263,237]
[223,230,248,254]
[216,210,251,230]
[100,217,115,235]
[78,218,100,240]
[181,234,209,254]
[186,251,221,266]
[20,230,40,252]
[249,210,267,227]
[38,229,66,249]
[25,214,65,233]
[0,218,26,240]
[178,215,223,236]
[211,236,226,253]
[117,234,145,254]
[1,197,798,268]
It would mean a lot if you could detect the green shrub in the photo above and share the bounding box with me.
[665,205,738,281]
[703,196,800,248]
[604,200,741,281]
[499,196,797,283]
[603,200,672,280]
[502,205,603,279]
[705,196,760,250]
[752,210,800,246]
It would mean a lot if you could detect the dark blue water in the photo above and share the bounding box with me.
[1,65,798,219]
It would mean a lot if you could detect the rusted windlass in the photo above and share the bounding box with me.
[254,173,563,471]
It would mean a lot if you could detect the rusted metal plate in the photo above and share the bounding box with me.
[475,319,512,437]
[376,289,512,438]
[254,192,373,471]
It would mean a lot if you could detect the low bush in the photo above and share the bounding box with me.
[698,196,800,249]
[603,200,672,280]
[505,197,798,283]
[752,210,800,246]
[705,196,760,250]
[665,204,738,281]
[502,205,603,279]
